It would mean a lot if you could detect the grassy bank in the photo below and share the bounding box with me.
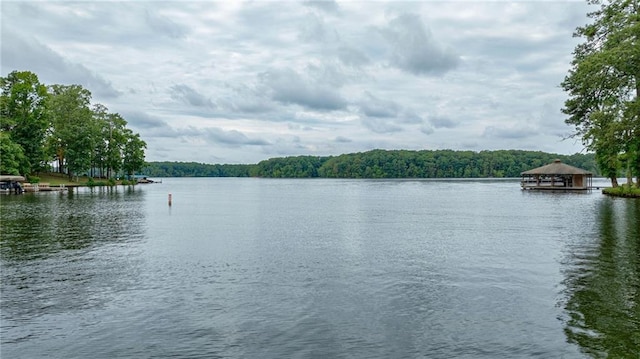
[33,172,89,186]
[602,184,640,198]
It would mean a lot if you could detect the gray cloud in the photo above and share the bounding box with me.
[236,4,308,49]
[337,46,370,67]
[204,127,270,147]
[429,115,458,129]
[217,83,274,114]
[482,125,538,139]
[359,92,400,118]
[145,10,188,39]
[299,14,335,43]
[380,14,460,76]
[335,136,352,143]
[4,2,182,49]
[170,85,215,108]
[304,1,340,14]
[123,111,169,130]
[420,125,435,135]
[398,110,424,125]
[362,117,403,134]
[260,68,347,111]
[1,30,120,98]
[1,1,592,163]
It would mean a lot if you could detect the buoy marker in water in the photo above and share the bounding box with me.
[168,193,172,206]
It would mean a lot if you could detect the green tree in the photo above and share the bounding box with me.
[0,132,27,175]
[142,150,596,179]
[562,0,640,187]
[47,84,94,179]
[65,123,96,180]
[91,104,109,178]
[122,129,147,177]
[1,70,148,179]
[0,71,49,173]
[103,113,128,178]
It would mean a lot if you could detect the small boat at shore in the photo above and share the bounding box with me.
[136,176,161,184]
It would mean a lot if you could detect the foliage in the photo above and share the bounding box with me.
[1,70,147,178]
[561,0,640,187]
[252,155,326,178]
[47,84,94,179]
[0,132,27,175]
[103,113,128,178]
[314,150,596,179]
[143,150,597,179]
[602,184,640,197]
[85,177,116,187]
[143,161,253,177]
[122,131,147,177]
[0,71,50,173]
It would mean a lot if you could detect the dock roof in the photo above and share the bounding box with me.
[521,159,592,176]
[0,175,26,181]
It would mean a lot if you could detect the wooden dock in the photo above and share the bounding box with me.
[521,181,608,191]
[22,183,68,192]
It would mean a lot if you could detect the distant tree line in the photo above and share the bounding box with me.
[1,70,146,180]
[143,162,252,177]
[143,150,597,179]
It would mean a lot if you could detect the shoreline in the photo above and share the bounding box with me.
[602,185,640,198]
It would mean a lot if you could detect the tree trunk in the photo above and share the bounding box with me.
[636,80,639,188]
[626,155,633,187]
[610,176,619,188]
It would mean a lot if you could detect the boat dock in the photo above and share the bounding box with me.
[22,183,68,192]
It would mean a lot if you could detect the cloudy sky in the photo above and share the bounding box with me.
[2,1,594,164]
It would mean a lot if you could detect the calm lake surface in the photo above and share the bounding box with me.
[1,178,638,358]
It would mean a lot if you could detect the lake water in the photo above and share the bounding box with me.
[1,178,638,358]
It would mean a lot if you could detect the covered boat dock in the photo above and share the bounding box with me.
[521,159,593,190]
[0,175,25,194]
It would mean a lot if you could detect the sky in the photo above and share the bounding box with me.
[1,0,596,164]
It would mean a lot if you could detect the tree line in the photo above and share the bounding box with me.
[562,0,639,188]
[143,150,597,178]
[144,162,252,177]
[1,70,146,180]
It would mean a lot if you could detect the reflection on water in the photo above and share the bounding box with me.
[2,179,640,358]
[562,198,640,358]
[0,186,147,346]
[1,186,145,261]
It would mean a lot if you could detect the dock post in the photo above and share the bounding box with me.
[168,193,172,206]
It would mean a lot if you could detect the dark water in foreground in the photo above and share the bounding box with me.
[1,178,638,358]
